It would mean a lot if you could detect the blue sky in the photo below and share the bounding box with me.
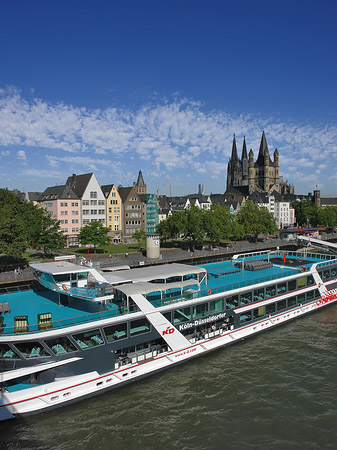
[1,0,337,196]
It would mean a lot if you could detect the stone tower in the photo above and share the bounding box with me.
[226,131,294,195]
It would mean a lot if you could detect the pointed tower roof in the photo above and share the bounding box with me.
[231,134,238,160]
[241,136,248,159]
[256,131,271,165]
[136,170,145,187]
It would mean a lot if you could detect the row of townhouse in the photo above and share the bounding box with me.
[30,171,158,247]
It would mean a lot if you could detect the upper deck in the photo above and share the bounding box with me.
[0,250,335,336]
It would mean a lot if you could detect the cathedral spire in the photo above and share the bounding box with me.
[231,134,238,160]
[256,130,270,165]
[241,136,248,160]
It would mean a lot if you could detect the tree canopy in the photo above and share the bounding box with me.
[236,200,277,241]
[78,221,110,251]
[0,189,66,259]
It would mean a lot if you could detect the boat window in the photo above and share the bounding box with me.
[297,293,306,304]
[167,276,182,283]
[314,289,320,298]
[226,295,238,309]
[297,277,306,288]
[266,303,276,315]
[277,283,286,295]
[277,300,286,311]
[254,288,264,302]
[0,344,20,359]
[240,292,252,305]
[307,275,315,286]
[130,318,151,336]
[288,296,296,307]
[306,290,314,301]
[78,272,88,280]
[53,274,71,282]
[104,323,128,342]
[253,306,265,319]
[173,307,191,324]
[163,311,172,323]
[266,285,276,299]
[14,342,50,359]
[210,298,224,314]
[149,279,165,284]
[45,336,77,355]
[331,268,337,278]
[288,279,296,291]
[193,302,208,319]
[73,329,104,349]
[322,269,330,281]
[183,274,198,281]
[240,312,252,324]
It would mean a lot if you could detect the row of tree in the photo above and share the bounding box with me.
[156,201,278,250]
[292,199,337,227]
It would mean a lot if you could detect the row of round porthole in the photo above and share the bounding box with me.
[49,369,138,402]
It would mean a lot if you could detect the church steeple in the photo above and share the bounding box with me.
[241,136,248,160]
[231,134,238,160]
[136,170,146,194]
[256,130,270,165]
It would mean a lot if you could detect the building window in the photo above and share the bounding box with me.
[72,219,79,224]
[72,210,79,215]
[61,211,68,216]
[90,200,97,205]
[98,209,105,215]
[114,216,119,222]
[83,200,89,205]
[71,202,79,207]
[91,210,97,215]
[90,191,97,199]
[60,202,68,207]
[98,200,105,205]
[114,225,119,231]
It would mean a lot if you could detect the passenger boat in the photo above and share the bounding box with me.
[1,249,337,421]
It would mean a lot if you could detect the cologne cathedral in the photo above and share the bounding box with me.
[226,131,295,196]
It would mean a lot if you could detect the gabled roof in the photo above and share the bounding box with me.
[27,191,43,202]
[118,186,134,202]
[42,184,79,200]
[101,184,116,198]
[66,173,93,197]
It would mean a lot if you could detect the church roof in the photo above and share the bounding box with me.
[136,170,145,187]
[256,131,272,166]
[231,135,238,160]
[241,136,248,160]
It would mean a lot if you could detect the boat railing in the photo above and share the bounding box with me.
[0,284,34,295]
[0,304,140,336]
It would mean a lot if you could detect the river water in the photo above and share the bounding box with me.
[1,305,337,450]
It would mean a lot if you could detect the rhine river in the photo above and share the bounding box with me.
[1,304,337,450]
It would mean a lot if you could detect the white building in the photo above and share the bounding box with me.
[66,173,106,227]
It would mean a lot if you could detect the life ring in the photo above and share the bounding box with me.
[62,284,68,292]
[207,289,212,295]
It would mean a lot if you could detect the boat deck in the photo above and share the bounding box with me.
[0,251,332,335]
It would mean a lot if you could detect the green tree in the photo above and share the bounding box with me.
[236,200,277,242]
[132,229,146,250]
[317,206,337,227]
[204,205,232,244]
[78,221,110,252]
[0,189,27,258]
[292,199,319,226]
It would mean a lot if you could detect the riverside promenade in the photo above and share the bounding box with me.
[0,236,300,288]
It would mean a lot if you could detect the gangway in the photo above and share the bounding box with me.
[297,235,337,254]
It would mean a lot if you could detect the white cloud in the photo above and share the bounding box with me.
[1,90,337,193]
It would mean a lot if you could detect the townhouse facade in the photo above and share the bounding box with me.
[66,173,106,227]
[41,185,81,247]
[101,184,122,243]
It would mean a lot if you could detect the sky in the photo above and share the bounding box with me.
[0,0,337,197]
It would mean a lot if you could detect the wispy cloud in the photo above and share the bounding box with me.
[1,89,337,193]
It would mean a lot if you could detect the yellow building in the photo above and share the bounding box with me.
[101,184,122,243]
